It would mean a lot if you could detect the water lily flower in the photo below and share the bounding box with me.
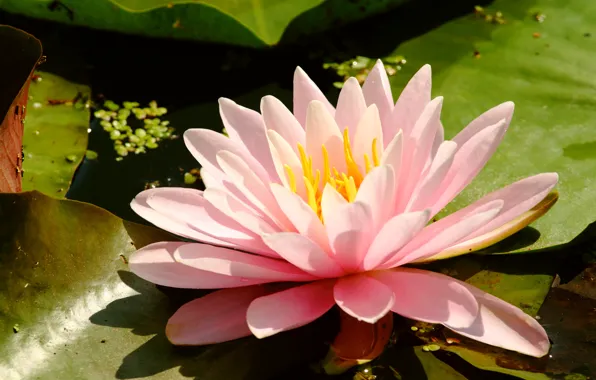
[129,62,558,359]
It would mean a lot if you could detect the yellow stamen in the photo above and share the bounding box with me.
[346,176,357,202]
[304,176,318,214]
[372,138,380,167]
[284,164,297,193]
[286,128,383,222]
[343,129,364,185]
[322,145,331,185]
[364,154,372,174]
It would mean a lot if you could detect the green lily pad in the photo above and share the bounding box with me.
[0,0,409,47]
[0,191,332,380]
[388,0,596,252]
[109,0,324,45]
[21,71,90,197]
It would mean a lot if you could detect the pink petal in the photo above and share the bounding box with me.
[305,100,345,175]
[420,173,558,262]
[262,232,344,277]
[395,97,443,213]
[129,241,266,289]
[333,274,395,323]
[325,201,373,272]
[431,119,509,215]
[385,64,431,144]
[247,280,336,339]
[362,59,394,125]
[353,104,384,169]
[293,67,335,127]
[385,199,504,267]
[374,268,479,329]
[174,242,317,282]
[362,210,430,271]
[430,121,445,160]
[463,173,558,240]
[267,129,307,199]
[203,187,278,237]
[145,187,254,242]
[452,102,515,150]
[380,130,403,180]
[199,168,220,188]
[261,95,305,149]
[219,98,278,182]
[216,151,294,231]
[166,286,269,345]
[270,183,329,251]
[131,189,229,246]
[447,281,550,357]
[320,184,348,223]
[405,141,458,212]
[355,165,395,230]
[335,77,367,138]
[183,128,268,183]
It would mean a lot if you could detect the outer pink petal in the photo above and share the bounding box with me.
[166,286,269,345]
[174,242,317,282]
[129,241,266,289]
[333,274,395,323]
[131,189,229,246]
[385,64,431,144]
[362,210,430,271]
[145,187,254,242]
[293,67,335,127]
[461,172,558,241]
[423,173,559,262]
[405,140,458,212]
[395,97,443,213]
[219,98,278,182]
[353,104,384,169]
[261,95,305,149]
[335,77,367,138]
[270,183,329,251]
[203,187,278,237]
[385,200,504,267]
[362,60,394,125]
[374,268,479,329]
[452,102,514,151]
[447,281,550,357]
[216,151,294,231]
[431,119,509,215]
[325,201,373,272]
[183,128,268,183]
[262,232,345,277]
[355,165,395,230]
[247,280,336,339]
[305,100,345,175]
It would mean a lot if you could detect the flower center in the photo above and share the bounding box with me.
[283,128,380,220]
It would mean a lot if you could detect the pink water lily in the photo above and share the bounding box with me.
[129,62,558,358]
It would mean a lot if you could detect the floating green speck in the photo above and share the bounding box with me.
[65,154,78,163]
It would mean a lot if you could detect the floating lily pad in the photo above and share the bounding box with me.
[388,0,596,252]
[0,0,409,47]
[21,71,90,197]
[0,192,332,380]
